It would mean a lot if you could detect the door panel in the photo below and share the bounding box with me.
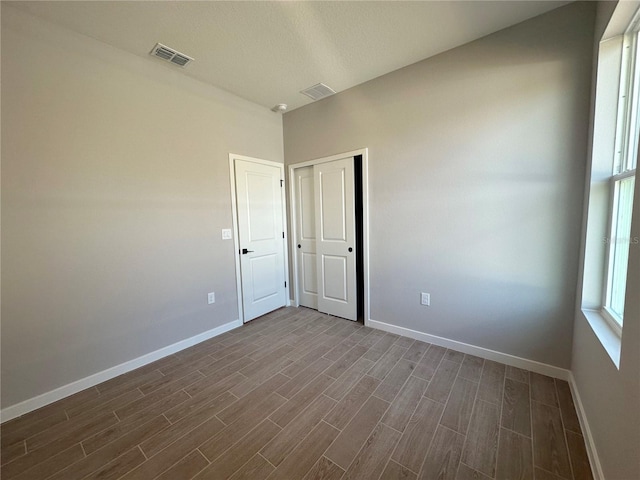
[235,159,286,321]
[319,169,347,241]
[300,174,316,239]
[301,252,318,297]
[295,166,318,309]
[250,254,279,301]
[315,157,357,320]
[322,255,348,301]
[246,173,277,241]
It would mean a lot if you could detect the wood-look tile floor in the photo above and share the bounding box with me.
[1,307,594,480]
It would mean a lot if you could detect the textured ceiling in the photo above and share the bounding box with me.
[10,1,569,111]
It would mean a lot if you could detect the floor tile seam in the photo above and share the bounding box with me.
[379,420,404,436]
[419,420,471,477]
[376,357,421,406]
[499,424,532,440]
[248,342,297,364]
[136,397,228,452]
[528,369,536,437]
[413,372,456,480]
[319,394,347,432]
[238,356,296,386]
[493,362,508,479]
[535,464,573,480]
[283,330,334,360]
[423,346,448,387]
[25,408,121,456]
[456,359,483,476]
[1,430,36,457]
[553,382,580,437]
[163,352,226,375]
[54,387,127,426]
[44,440,139,480]
[458,460,487,478]
[324,358,377,400]
[437,367,475,436]
[263,414,339,471]
[141,449,196,480]
[225,369,288,406]
[96,372,160,396]
[202,416,284,465]
[165,391,238,428]
[222,445,271,479]
[554,380,576,480]
[336,392,398,475]
[184,371,247,402]
[208,345,261,366]
[402,342,431,365]
[455,360,483,384]
[375,457,395,480]
[367,349,408,385]
[83,411,172,459]
[138,445,147,461]
[116,383,202,422]
[529,370,551,478]
[257,452,278,470]
[181,388,194,400]
[135,417,220,479]
[138,369,207,397]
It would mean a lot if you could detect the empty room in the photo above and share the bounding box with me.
[1,1,638,479]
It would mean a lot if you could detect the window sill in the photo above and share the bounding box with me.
[581,308,621,369]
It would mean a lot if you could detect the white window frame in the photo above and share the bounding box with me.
[601,23,639,334]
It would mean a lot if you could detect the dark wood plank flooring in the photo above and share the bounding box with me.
[0,307,593,480]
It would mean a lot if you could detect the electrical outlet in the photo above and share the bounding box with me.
[221,229,232,240]
[208,292,215,304]
[421,292,430,306]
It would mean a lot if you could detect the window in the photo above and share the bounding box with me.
[603,27,639,332]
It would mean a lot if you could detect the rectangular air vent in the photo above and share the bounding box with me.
[300,83,336,101]
[150,43,193,67]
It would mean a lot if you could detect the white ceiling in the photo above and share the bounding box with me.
[10,1,569,111]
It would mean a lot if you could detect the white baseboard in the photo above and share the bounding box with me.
[567,372,604,480]
[367,318,571,380]
[0,319,242,423]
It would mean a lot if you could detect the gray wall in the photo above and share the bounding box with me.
[1,6,283,408]
[284,2,595,368]
[570,2,640,479]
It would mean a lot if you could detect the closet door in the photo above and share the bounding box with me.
[294,166,318,309]
[314,157,357,321]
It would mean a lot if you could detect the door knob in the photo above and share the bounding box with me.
[348,247,353,252]
[242,248,254,254]
[298,244,301,248]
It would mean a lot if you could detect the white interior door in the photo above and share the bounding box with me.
[314,157,357,321]
[294,166,318,309]
[235,159,286,322]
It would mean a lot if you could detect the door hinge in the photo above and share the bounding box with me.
[280,179,284,187]
[285,281,287,288]
[282,232,285,238]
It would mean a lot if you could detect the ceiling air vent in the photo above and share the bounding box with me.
[300,83,336,101]
[150,43,193,67]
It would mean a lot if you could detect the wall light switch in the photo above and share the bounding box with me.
[222,229,232,240]
[208,292,215,304]
[421,292,430,306]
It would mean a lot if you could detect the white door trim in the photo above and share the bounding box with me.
[288,148,370,324]
[229,153,290,323]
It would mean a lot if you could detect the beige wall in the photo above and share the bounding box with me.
[570,2,640,479]
[1,6,283,408]
[284,2,595,368]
